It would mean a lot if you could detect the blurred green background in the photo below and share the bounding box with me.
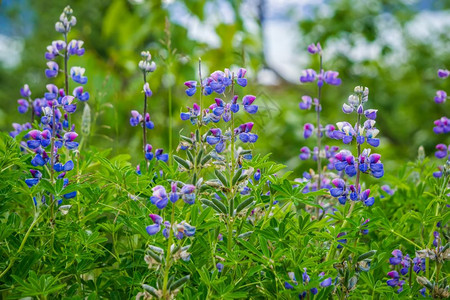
[1,0,449,176]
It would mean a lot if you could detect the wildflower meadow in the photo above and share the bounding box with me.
[0,1,449,299]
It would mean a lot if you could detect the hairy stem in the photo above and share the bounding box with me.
[315,54,323,219]
[162,203,176,298]
[143,72,148,171]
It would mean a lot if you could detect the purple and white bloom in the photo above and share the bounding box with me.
[216,262,224,273]
[236,122,258,144]
[169,182,179,203]
[67,39,85,56]
[254,169,261,181]
[303,123,314,139]
[73,86,89,101]
[130,110,143,127]
[150,185,169,209]
[242,95,258,114]
[70,67,87,84]
[320,277,332,287]
[434,90,447,104]
[435,144,449,159]
[433,117,450,134]
[412,256,426,274]
[299,95,313,110]
[146,214,163,235]
[323,70,342,86]
[180,103,201,125]
[143,82,152,97]
[236,68,247,87]
[145,144,154,160]
[336,232,347,249]
[299,146,311,160]
[20,84,31,97]
[25,169,42,187]
[184,80,197,96]
[307,42,322,54]
[300,69,316,83]
[144,113,154,129]
[438,69,449,78]
[155,148,169,162]
[180,184,196,204]
[45,61,59,78]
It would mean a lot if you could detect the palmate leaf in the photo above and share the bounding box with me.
[12,271,66,297]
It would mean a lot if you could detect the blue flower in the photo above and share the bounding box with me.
[150,185,169,209]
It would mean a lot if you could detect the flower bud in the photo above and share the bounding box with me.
[357,104,363,114]
[348,94,359,106]
[354,86,362,94]
[418,146,425,161]
[146,61,156,72]
[55,22,66,33]
[70,16,77,27]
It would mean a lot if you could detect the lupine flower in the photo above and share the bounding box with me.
[334,150,357,177]
[45,61,59,78]
[412,256,426,273]
[10,122,32,138]
[17,99,29,114]
[433,231,440,247]
[73,86,89,101]
[54,160,74,172]
[300,69,316,83]
[180,103,201,125]
[435,144,449,159]
[20,84,31,97]
[299,146,311,160]
[130,110,143,127]
[303,123,314,139]
[320,277,332,287]
[64,131,79,149]
[180,184,196,204]
[433,117,450,134]
[387,271,405,293]
[254,169,261,181]
[70,67,87,84]
[435,90,447,104]
[146,214,163,235]
[155,149,169,162]
[25,169,42,187]
[67,40,85,56]
[143,82,152,97]
[236,68,247,87]
[242,95,258,114]
[438,69,449,78]
[322,71,342,86]
[144,113,154,129]
[144,144,153,160]
[138,51,156,73]
[235,122,258,143]
[150,185,169,209]
[299,95,313,110]
[184,81,197,96]
[307,42,322,54]
[216,263,224,273]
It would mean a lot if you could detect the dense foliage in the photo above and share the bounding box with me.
[0,2,449,300]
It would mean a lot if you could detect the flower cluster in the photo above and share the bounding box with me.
[297,43,342,203]
[284,268,332,298]
[146,214,196,240]
[327,87,384,206]
[183,67,247,97]
[10,6,87,208]
[386,249,426,295]
[432,69,450,178]
[330,178,374,206]
[149,183,196,209]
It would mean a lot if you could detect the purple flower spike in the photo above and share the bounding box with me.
[434,90,447,104]
[45,61,59,78]
[438,69,449,78]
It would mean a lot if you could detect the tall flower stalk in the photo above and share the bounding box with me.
[325,86,383,262]
[298,43,342,218]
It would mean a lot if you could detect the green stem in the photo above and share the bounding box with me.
[0,203,53,279]
[143,72,149,171]
[390,229,421,248]
[162,203,176,298]
[315,54,323,219]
